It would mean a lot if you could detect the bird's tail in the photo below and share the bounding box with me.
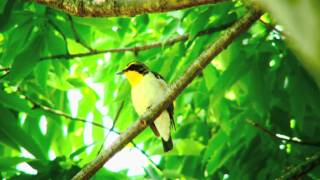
[162,136,173,152]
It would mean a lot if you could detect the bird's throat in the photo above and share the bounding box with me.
[124,71,143,87]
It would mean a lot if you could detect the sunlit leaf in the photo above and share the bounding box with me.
[0,107,46,159]
[5,29,45,83]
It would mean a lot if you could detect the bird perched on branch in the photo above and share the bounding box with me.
[117,61,175,152]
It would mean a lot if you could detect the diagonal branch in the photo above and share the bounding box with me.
[40,22,234,60]
[276,151,320,180]
[31,0,227,17]
[246,119,320,147]
[72,8,263,180]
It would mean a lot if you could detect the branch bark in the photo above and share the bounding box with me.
[276,151,320,180]
[72,8,263,180]
[32,0,227,17]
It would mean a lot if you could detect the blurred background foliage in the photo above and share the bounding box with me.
[0,0,320,179]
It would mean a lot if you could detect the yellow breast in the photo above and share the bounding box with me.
[124,71,144,87]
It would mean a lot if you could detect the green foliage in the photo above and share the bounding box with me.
[260,0,320,87]
[0,0,319,179]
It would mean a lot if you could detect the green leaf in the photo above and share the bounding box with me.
[117,18,130,38]
[0,128,20,151]
[0,0,15,31]
[0,17,34,66]
[210,53,252,105]
[165,139,205,156]
[135,14,149,32]
[0,157,30,171]
[162,19,179,40]
[0,90,30,113]
[203,131,227,162]
[0,0,8,13]
[34,61,50,90]
[260,0,320,87]
[206,143,239,175]
[189,8,212,38]
[46,25,68,55]
[69,143,96,160]
[288,70,307,120]
[67,77,87,88]
[203,64,218,91]
[248,62,270,116]
[92,168,129,180]
[0,107,46,159]
[5,30,45,83]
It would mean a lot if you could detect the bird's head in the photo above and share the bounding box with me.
[117,61,149,86]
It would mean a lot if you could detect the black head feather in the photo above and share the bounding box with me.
[123,61,149,75]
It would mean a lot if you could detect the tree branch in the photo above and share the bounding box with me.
[32,0,227,17]
[246,119,320,147]
[72,8,263,180]
[276,151,320,180]
[40,22,234,60]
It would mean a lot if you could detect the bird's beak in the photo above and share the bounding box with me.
[116,70,124,75]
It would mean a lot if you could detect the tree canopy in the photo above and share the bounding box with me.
[0,0,320,179]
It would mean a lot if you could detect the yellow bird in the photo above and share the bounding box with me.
[117,61,175,152]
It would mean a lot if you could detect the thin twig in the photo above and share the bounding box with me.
[22,93,108,129]
[106,101,125,139]
[72,8,263,180]
[246,119,320,147]
[131,141,162,171]
[67,14,94,52]
[98,101,125,154]
[276,151,320,180]
[40,22,234,60]
[259,19,283,35]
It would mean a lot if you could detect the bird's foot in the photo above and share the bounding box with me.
[140,119,147,126]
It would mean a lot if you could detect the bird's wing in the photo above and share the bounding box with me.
[151,71,175,129]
